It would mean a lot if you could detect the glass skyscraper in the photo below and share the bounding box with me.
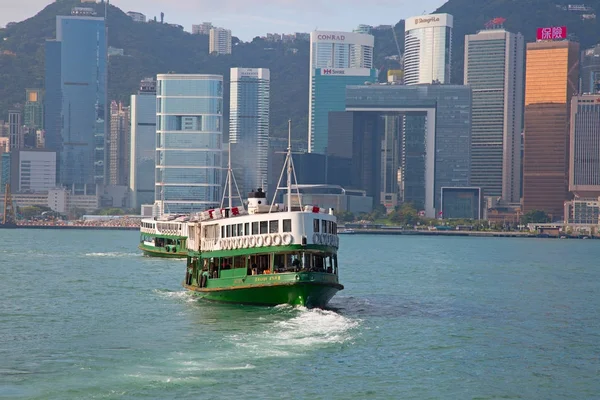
[229,68,270,196]
[464,29,524,203]
[404,14,453,85]
[155,74,223,215]
[308,31,375,154]
[44,16,107,186]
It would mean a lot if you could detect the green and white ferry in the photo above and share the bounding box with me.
[183,124,343,308]
[139,215,189,258]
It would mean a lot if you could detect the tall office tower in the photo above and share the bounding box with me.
[229,68,270,195]
[464,28,525,203]
[569,94,600,197]
[404,13,453,85]
[308,31,375,154]
[8,110,22,150]
[523,40,579,220]
[130,78,157,209]
[209,27,232,55]
[155,74,223,215]
[581,44,600,94]
[24,89,44,130]
[108,101,131,186]
[44,15,107,186]
[192,22,213,35]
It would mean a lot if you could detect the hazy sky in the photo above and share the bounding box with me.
[1,0,447,40]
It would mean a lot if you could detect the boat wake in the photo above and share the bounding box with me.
[85,252,141,258]
[152,289,196,303]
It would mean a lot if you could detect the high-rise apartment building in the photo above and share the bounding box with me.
[464,28,525,202]
[108,101,130,186]
[523,40,579,219]
[130,78,157,209]
[192,22,213,35]
[308,31,375,154]
[8,109,22,150]
[404,14,453,85]
[44,15,107,186]
[24,89,44,131]
[569,94,600,197]
[155,74,223,215]
[209,27,232,55]
[229,68,270,195]
[581,44,600,94]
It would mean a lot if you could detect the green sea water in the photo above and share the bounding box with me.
[1,229,599,399]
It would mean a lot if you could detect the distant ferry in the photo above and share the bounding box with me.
[139,215,189,258]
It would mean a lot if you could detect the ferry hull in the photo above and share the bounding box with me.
[138,244,187,258]
[184,280,342,308]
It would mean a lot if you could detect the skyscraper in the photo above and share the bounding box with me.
[130,78,156,209]
[569,94,600,197]
[581,44,600,94]
[24,89,44,131]
[108,101,130,186]
[308,31,375,154]
[523,40,579,219]
[155,74,223,215]
[404,14,453,85]
[44,15,107,186]
[229,68,270,195]
[464,28,525,203]
[8,109,22,150]
[209,27,232,55]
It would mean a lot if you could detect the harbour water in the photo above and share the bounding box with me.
[1,229,599,399]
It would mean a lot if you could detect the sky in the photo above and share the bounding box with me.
[1,0,447,40]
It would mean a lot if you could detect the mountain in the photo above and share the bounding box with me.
[0,0,599,140]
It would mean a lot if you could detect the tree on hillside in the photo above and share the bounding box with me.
[521,210,550,224]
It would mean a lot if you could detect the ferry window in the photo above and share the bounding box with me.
[313,219,320,232]
[252,222,258,235]
[283,219,292,232]
[231,224,236,237]
[226,225,231,238]
[221,225,224,238]
[269,220,279,233]
[237,224,243,236]
[333,222,337,233]
[244,223,249,236]
[322,220,327,234]
[260,221,268,234]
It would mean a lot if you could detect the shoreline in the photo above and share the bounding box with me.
[339,228,597,239]
[3,224,139,231]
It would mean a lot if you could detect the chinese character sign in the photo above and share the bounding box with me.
[536,26,567,41]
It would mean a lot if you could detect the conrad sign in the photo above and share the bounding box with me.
[316,34,346,41]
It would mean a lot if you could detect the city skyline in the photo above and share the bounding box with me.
[1,0,447,41]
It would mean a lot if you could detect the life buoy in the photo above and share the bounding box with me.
[256,235,264,247]
[264,235,272,247]
[273,234,282,246]
[313,233,320,245]
[238,238,243,248]
[249,236,256,247]
[227,239,232,250]
[243,237,249,248]
[282,233,293,245]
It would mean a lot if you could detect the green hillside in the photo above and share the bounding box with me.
[0,0,599,140]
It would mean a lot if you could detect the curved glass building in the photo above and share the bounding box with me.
[155,74,223,215]
[403,14,453,85]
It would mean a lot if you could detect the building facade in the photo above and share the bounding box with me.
[209,27,232,55]
[8,109,22,150]
[404,14,453,85]
[581,44,600,94]
[569,94,600,197]
[24,89,44,131]
[440,187,482,220]
[44,16,107,186]
[155,74,223,215]
[126,11,146,23]
[464,29,525,202]
[523,40,579,220]
[9,150,56,193]
[340,84,472,216]
[192,22,213,35]
[130,78,157,209]
[229,68,270,195]
[308,31,375,154]
[108,101,131,186]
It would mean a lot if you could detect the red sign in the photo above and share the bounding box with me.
[536,26,567,41]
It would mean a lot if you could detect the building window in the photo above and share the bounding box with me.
[283,219,292,232]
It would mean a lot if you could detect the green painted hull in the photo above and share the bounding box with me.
[184,271,343,308]
[138,244,187,258]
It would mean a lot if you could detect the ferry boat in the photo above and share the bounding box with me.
[139,215,189,258]
[182,122,343,308]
